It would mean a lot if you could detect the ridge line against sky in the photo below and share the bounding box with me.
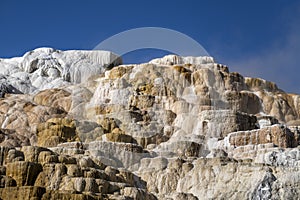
[0,0,300,93]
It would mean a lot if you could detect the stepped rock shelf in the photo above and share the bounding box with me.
[0,48,300,199]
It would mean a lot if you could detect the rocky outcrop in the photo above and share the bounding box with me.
[224,125,297,148]
[1,51,300,199]
[0,48,122,94]
[36,118,79,147]
[137,156,300,199]
[0,144,156,199]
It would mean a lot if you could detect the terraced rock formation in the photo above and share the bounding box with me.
[0,48,300,199]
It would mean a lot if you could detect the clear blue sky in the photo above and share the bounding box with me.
[1,0,300,93]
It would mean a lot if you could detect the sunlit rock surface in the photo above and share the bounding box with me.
[0,48,122,93]
[1,50,300,199]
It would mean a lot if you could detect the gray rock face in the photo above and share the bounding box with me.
[252,171,277,200]
[0,77,22,97]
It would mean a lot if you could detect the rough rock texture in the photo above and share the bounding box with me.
[223,124,297,148]
[0,48,122,94]
[1,50,300,199]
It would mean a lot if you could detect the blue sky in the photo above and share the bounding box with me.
[1,0,300,93]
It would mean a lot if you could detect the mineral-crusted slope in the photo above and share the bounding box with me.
[0,49,300,199]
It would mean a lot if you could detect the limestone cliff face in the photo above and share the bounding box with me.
[0,49,300,199]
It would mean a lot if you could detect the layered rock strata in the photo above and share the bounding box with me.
[0,49,300,199]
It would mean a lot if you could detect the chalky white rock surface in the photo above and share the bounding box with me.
[0,47,122,94]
